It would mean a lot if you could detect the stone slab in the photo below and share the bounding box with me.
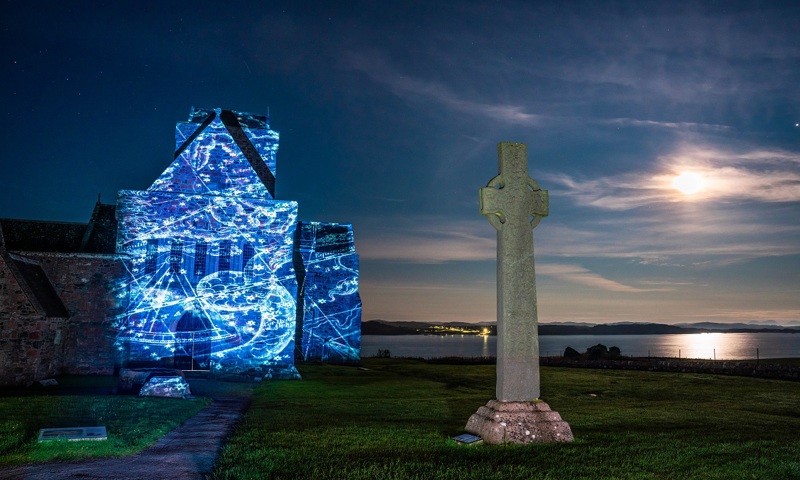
[118,367,187,394]
[139,375,192,398]
[38,426,107,442]
[465,400,573,444]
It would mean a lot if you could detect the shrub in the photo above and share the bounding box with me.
[564,346,581,359]
[586,344,609,359]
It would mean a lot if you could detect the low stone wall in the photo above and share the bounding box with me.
[540,357,800,381]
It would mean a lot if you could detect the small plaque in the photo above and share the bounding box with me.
[38,426,108,442]
[452,433,482,445]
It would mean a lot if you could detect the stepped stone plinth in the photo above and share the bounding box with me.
[465,400,573,444]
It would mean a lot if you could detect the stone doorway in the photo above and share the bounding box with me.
[173,310,212,371]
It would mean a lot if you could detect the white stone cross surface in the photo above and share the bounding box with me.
[479,142,548,402]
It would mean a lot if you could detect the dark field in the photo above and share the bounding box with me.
[212,358,800,479]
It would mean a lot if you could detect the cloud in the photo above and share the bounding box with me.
[638,280,699,287]
[537,263,668,292]
[356,218,495,263]
[356,185,800,267]
[603,117,731,132]
[360,278,496,323]
[546,143,800,210]
[526,3,800,112]
[347,52,544,125]
[536,209,800,265]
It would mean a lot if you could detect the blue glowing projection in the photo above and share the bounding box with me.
[295,222,361,363]
[113,108,361,377]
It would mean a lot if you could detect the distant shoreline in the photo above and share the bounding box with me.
[362,320,800,336]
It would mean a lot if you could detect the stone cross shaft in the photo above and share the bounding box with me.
[479,142,548,402]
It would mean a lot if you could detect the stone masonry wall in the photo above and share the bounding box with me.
[0,314,68,385]
[0,254,68,385]
[24,252,123,375]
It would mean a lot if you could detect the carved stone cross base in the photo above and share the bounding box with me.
[465,400,574,444]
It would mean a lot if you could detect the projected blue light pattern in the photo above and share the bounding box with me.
[113,107,360,376]
[150,108,278,199]
[114,191,299,375]
[294,222,361,363]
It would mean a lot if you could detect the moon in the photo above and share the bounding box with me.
[672,171,705,195]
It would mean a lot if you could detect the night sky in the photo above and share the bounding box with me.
[2,1,799,326]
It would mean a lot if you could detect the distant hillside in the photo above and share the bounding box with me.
[674,322,800,331]
[362,320,800,336]
[361,320,419,335]
[362,320,495,336]
[539,323,698,335]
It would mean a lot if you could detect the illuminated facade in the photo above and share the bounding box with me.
[113,108,361,377]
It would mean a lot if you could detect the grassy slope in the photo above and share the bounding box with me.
[212,358,800,480]
[0,380,209,466]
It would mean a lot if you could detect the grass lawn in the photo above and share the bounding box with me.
[212,358,800,480]
[0,376,209,466]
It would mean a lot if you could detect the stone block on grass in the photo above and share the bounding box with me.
[139,375,192,398]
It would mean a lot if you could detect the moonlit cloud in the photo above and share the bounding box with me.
[356,218,494,263]
[348,52,544,126]
[538,214,800,265]
[358,175,800,267]
[547,143,800,210]
[603,118,731,132]
[538,263,669,293]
